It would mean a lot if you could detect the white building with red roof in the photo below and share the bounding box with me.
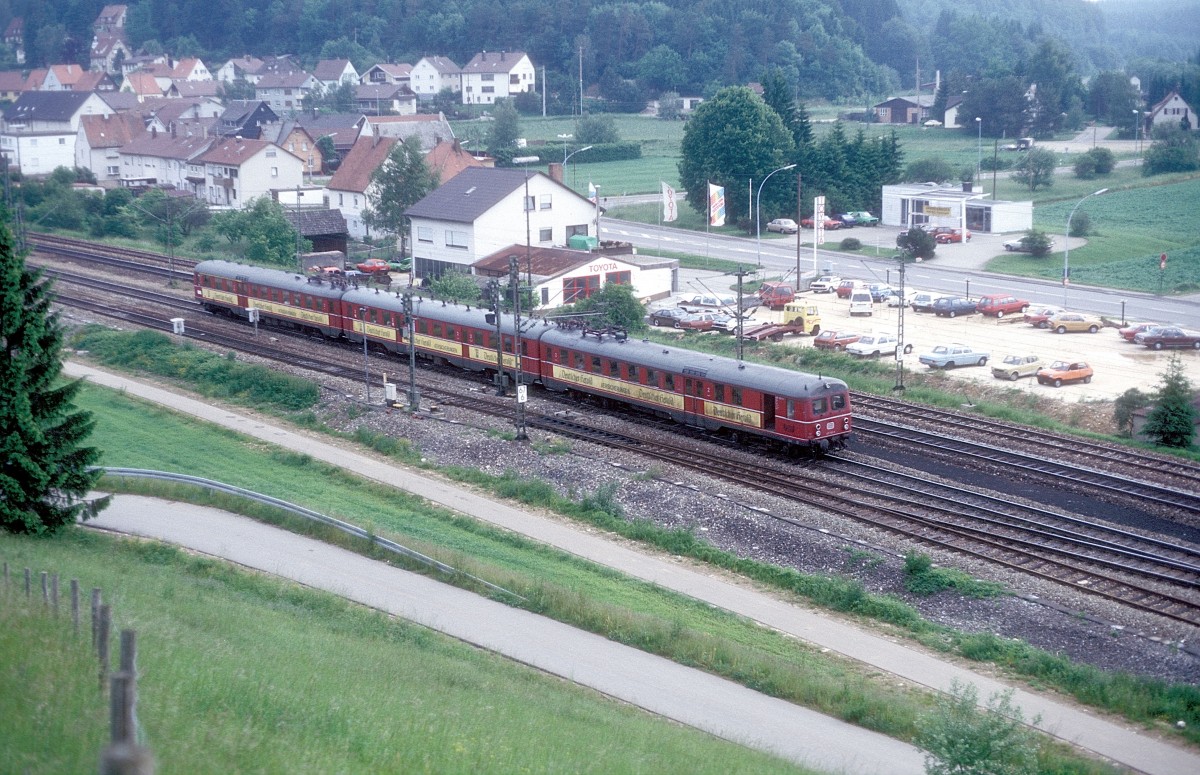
[460,51,535,105]
[198,135,303,208]
[323,135,397,238]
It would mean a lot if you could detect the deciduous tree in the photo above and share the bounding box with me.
[362,136,439,259]
[1012,148,1057,191]
[917,681,1039,775]
[488,100,521,164]
[0,220,109,535]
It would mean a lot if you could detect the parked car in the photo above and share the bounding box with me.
[834,213,858,228]
[356,257,391,274]
[800,215,843,230]
[1024,305,1064,329]
[1117,322,1158,342]
[1133,326,1200,350]
[887,288,920,307]
[909,291,948,313]
[930,226,971,243]
[975,293,1030,318]
[675,311,728,331]
[841,211,879,226]
[1048,312,1103,334]
[387,256,413,272]
[835,279,862,299]
[846,333,909,358]
[992,354,1044,381]
[932,296,979,318]
[809,275,842,293]
[812,330,861,351]
[647,307,690,327]
[1003,236,1057,252]
[919,343,990,369]
[866,283,895,303]
[766,218,798,234]
[1037,361,1094,387]
[679,293,737,313]
[848,290,875,316]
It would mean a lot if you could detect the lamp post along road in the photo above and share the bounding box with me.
[563,145,593,192]
[975,117,982,182]
[756,163,797,267]
[1063,188,1108,305]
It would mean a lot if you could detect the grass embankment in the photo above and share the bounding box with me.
[1,533,810,775]
[34,327,1197,759]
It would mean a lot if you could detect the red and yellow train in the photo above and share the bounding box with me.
[194,260,852,451]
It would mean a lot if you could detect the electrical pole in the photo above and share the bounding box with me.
[733,266,749,364]
[403,293,419,411]
[894,258,906,394]
[509,255,528,441]
[490,281,505,395]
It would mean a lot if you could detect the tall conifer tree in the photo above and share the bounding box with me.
[0,220,108,534]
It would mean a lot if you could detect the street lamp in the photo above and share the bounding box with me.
[358,306,371,403]
[1063,188,1108,305]
[1132,110,1142,160]
[756,163,797,266]
[975,117,982,182]
[563,144,593,191]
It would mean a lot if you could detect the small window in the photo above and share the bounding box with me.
[538,228,552,242]
[812,397,827,415]
[609,361,620,379]
[664,374,675,391]
[590,356,601,373]
[786,399,795,419]
[731,387,742,406]
[713,384,725,403]
[644,369,657,387]
[539,194,552,210]
[417,226,433,243]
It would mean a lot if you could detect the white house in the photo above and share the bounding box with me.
[881,183,1032,235]
[472,244,673,309]
[324,134,397,239]
[75,112,145,181]
[1,91,112,175]
[410,56,461,100]
[404,166,596,279]
[1146,90,1195,133]
[313,59,359,92]
[117,130,214,193]
[198,136,304,208]
[255,71,320,116]
[460,51,535,105]
[358,63,412,87]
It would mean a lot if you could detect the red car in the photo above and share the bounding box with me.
[930,227,971,243]
[800,216,843,230]
[812,330,861,351]
[1037,361,1094,387]
[1024,305,1064,329]
[356,258,391,274]
[1118,322,1157,342]
[975,293,1030,318]
[835,279,861,299]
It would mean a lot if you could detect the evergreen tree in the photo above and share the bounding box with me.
[1143,355,1197,449]
[0,220,109,535]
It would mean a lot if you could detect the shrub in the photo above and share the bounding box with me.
[1068,210,1091,238]
[903,158,954,183]
[839,237,862,251]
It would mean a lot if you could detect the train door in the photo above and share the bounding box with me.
[761,392,777,430]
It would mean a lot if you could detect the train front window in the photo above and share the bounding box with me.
[831,393,846,410]
[812,397,827,415]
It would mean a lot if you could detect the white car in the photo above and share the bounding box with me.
[678,293,737,313]
[766,218,798,234]
[808,275,841,293]
[845,333,900,358]
[1003,236,1057,252]
[887,288,921,307]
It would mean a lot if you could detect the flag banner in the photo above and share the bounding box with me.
[661,181,678,223]
[707,183,726,227]
[588,182,597,204]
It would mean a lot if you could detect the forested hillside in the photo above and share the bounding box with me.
[3,0,1194,106]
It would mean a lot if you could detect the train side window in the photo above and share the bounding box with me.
[665,374,675,391]
[812,397,827,415]
[645,368,657,386]
[609,361,620,379]
[519,340,528,356]
[591,356,601,372]
[831,393,846,410]
[628,365,639,382]
[713,383,725,402]
[572,351,584,369]
[693,380,704,397]
[472,331,484,346]
[731,387,742,406]
[786,399,795,419]
[503,336,513,354]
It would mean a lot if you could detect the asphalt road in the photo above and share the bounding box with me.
[70,361,1200,775]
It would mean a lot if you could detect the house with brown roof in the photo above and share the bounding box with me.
[75,112,146,181]
[410,56,461,101]
[473,243,668,309]
[359,63,412,86]
[117,129,214,193]
[460,51,535,105]
[121,71,164,102]
[2,91,113,175]
[198,135,303,208]
[42,65,89,91]
[260,120,323,181]
[94,4,128,35]
[4,17,24,64]
[323,135,397,239]
[0,71,28,102]
[423,138,489,184]
[313,59,358,92]
[90,33,131,75]
[294,112,367,161]
[872,95,933,125]
[354,83,416,116]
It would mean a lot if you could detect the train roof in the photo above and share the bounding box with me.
[194,260,346,300]
[536,326,848,398]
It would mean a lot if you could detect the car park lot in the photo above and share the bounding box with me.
[757,291,1200,402]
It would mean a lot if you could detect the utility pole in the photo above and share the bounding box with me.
[403,294,419,411]
[733,266,750,364]
[509,255,528,441]
[490,281,505,395]
[894,258,907,394]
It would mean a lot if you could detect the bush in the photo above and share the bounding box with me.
[1074,147,1115,179]
[903,158,954,183]
[980,157,1012,171]
[839,237,862,251]
[1068,210,1091,238]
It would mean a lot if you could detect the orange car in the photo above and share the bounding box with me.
[1036,361,1093,387]
[356,258,391,274]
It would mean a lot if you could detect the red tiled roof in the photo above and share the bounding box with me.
[198,136,273,165]
[326,135,396,193]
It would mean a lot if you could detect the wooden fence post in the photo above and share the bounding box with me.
[100,630,154,775]
[51,573,59,615]
[91,588,102,647]
[97,604,111,692]
[41,571,48,606]
[25,567,31,598]
[72,579,80,637]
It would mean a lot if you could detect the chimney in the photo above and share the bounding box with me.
[548,162,563,184]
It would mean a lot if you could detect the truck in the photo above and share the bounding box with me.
[1003,137,1035,151]
[740,301,821,341]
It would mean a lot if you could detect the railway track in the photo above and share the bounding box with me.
[34,237,1200,633]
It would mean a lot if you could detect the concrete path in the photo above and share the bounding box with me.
[69,362,1200,775]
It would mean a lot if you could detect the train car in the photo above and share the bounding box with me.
[533,324,851,451]
[342,291,543,387]
[194,260,344,338]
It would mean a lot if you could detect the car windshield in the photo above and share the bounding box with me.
[1048,361,1068,369]
[1002,355,1023,365]
[933,346,948,354]
[858,336,876,344]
